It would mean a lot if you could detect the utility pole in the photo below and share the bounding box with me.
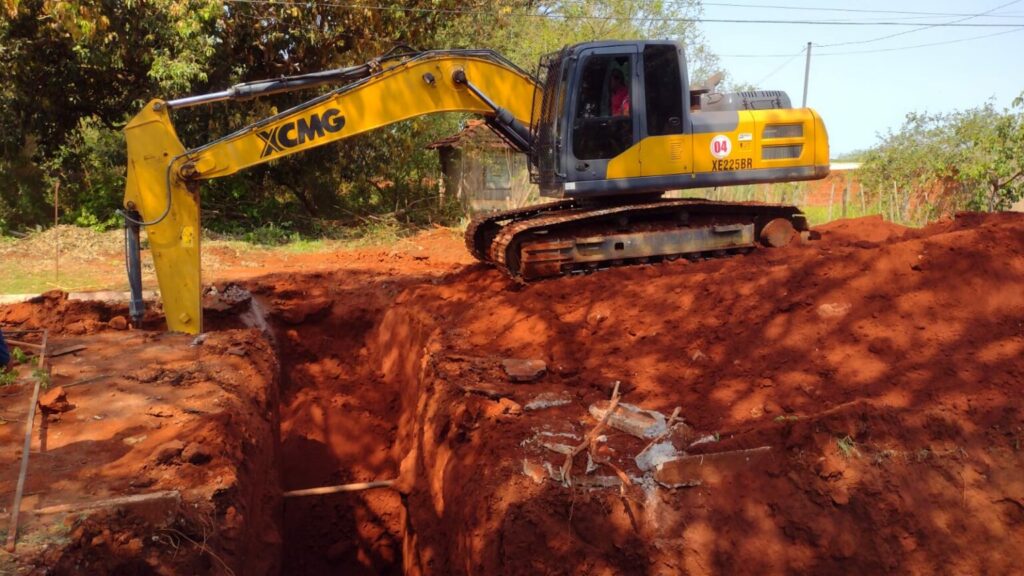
[801,42,812,107]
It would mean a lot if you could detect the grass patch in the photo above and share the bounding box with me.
[800,204,881,227]
[11,347,28,364]
[836,435,861,459]
[32,366,51,389]
[773,414,800,423]
[0,266,110,294]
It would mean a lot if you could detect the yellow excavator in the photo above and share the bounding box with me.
[122,41,829,334]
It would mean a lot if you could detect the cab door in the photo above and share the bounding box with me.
[566,45,641,182]
[638,43,692,177]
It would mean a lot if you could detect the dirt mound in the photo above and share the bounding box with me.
[372,211,1024,574]
[0,291,137,334]
[0,225,123,262]
[814,214,909,245]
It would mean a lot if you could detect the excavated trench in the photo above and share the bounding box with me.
[6,213,1024,574]
[229,213,1024,576]
[225,276,442,576]
[272,302,410,575]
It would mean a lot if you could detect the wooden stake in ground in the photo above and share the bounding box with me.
[560,382,621,487]
[5,339,44,350]
[30,490,180,516]
[53,180,60,284]
[6,329,48,553]
[283,480,396,498]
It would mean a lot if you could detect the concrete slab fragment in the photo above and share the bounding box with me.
[588,401,667,439]
[654,446,772,488]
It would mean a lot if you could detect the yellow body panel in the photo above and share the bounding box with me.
[602,134,692,180]
[123,54,540,334]
[606,108,829,182]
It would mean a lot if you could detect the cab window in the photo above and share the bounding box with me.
[643,45,684,136]
[572,54,633,160]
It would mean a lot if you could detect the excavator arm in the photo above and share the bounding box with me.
[123,50,541,334]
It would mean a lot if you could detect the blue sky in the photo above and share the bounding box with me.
[699,0,1024,156]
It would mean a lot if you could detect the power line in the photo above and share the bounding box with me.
[752,46,804,85]
[816,0,1024,48]
[816,26,1024,55]
[701,2,1024,19]
[722,26,1024,59]
[219,0,1024,27]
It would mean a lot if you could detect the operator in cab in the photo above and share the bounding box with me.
[609,68,630,116]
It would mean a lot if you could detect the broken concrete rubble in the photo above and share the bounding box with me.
[524,391,572,411]
[588,400,668,438]
[635,441,680,472]
[537,440,575,455]
[635,422,696,470]
[653,446,772,488]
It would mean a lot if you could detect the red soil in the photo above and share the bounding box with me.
[374,211,1024,575]
[0,329,280,575]
[3,213,1023,574]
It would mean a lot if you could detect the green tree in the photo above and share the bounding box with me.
[475,0,721,85]
[858,97,1024,221]
[0,0,728,237]
[951,98,1024,211]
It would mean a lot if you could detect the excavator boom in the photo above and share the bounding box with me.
[123,50,540,333]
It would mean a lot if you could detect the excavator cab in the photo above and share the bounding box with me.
[531,40,828,199]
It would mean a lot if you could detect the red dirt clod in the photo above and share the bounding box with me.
[182,442,213,465]
[38,386,75,415]
[501,358,547,382]
[152,440,185,465]
[108,316,128,330]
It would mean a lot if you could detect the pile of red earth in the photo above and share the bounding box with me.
[370,212,1024,574]
[2,213,1022,575]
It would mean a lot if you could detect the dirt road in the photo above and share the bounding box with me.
[1,214,1023,574]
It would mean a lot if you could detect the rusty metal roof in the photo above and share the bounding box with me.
[426,120,513,150]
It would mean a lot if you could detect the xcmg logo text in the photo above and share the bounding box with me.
[258,108,345,157]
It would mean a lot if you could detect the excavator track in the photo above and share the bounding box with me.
[467,199,808,280]
[464,199,575,259]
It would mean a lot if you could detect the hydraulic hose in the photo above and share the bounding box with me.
[123,210,146,328]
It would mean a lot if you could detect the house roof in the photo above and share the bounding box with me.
[426,120,515,150]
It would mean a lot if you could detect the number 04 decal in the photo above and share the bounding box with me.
[710,135,732,159]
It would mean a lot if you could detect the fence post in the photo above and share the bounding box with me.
[53,180,60,283]
[828,181,835,222]
[890,181,898,222]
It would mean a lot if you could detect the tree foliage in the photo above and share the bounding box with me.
[858,97,1024,221]
[0,0,726,236]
